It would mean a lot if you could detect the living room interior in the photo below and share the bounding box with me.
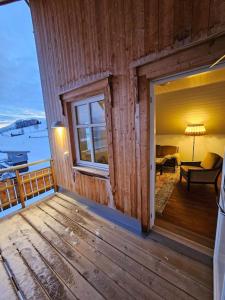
[153,67,225,249]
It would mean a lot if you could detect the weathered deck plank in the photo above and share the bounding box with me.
[47,195,212,299]
[7,226,76,300]
[0,222,50,300]
[0,194,213,300]
[20,210,135,300]
[0,256,18,300]
[7,214,102,300]
[56,193,212,288]
[28,205,164,300]
[37,201,193,300]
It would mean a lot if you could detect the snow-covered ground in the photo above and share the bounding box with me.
[0,118,51,171]
[0,118,52,217]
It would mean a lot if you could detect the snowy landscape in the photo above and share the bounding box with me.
[0,118,52,217]
[0,118,51,171]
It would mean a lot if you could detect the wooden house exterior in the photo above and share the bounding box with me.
[27,0,225,231]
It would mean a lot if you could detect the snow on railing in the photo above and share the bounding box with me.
[0,159,57,213]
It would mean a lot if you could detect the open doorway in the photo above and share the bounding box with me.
[150,66,225,249]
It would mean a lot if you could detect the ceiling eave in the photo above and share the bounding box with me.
[0,0,21,6]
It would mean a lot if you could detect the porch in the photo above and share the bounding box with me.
[0,192,213,300]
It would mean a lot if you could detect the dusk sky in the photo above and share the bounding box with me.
[0,1,45,128]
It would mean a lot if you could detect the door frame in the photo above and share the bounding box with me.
[136,33,225,231]
[214,153,225,300]
[149,62,225,228]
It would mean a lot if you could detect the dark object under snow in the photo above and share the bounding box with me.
[0,150,30,173]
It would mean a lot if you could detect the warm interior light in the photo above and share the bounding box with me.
[209,54,225,69]
[51,121,64,128]
[56,126,64,137]
[185,124,206,136]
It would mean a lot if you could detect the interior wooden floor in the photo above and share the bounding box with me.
[0,193,212,300]
[155,176,218,249]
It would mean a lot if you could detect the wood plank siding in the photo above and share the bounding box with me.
[0,193,213,299]
[29,0,225,230]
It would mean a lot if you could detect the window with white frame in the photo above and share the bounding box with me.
[73,94,108,169]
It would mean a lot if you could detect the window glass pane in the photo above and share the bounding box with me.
[76,104,89,125]
[91,100,105,123]
[93,126,108,164]
[77,128,92,161]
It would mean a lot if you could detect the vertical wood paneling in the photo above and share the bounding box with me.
[74,171,110,205]
[158,0,175,50]
[208,0,225,34]
[173,0,193,45]
[138,75,150,231]
[144,0,159,55]
[132,0,145,60]
[29,0,225,229]
[94,0,110,71]
[191,0,211,41]
[104,81,116,199]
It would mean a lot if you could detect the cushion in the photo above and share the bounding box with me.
[180,165,203,175]
[156,157,167,164]
[200,152,220,169]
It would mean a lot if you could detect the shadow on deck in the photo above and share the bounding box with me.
[0,193,213,299]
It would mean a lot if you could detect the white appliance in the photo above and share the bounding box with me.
[214,152,225,299]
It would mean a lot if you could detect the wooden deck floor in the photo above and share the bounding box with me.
[0,193,213,300]
[155,178,218,248]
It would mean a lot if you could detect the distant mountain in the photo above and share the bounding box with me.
[0,119,42,133]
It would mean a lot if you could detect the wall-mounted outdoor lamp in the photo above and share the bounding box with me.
[51,121,66,141]
[51,121,65,128]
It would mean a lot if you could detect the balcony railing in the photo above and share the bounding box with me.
[0,159,56,213]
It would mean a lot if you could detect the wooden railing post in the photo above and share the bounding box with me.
[16,170,25,208]
[50,160,58,192]
[0,159,54,213]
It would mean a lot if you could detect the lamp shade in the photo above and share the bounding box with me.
[185,124,206,136]
[51,121,65,128]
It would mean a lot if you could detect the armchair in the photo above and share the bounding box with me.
[180,152,223,193]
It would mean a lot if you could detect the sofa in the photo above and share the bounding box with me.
[156,145,179,174]
[180,152,223,193]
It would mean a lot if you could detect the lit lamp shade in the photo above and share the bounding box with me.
[185,124,206,136]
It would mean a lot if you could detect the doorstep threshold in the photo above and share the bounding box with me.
[149,225,214,266]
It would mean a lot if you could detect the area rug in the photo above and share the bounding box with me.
[155,168,180,214]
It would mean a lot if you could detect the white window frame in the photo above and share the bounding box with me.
[72,93,109,170]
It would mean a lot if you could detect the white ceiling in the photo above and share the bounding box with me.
[155,68,225,135]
